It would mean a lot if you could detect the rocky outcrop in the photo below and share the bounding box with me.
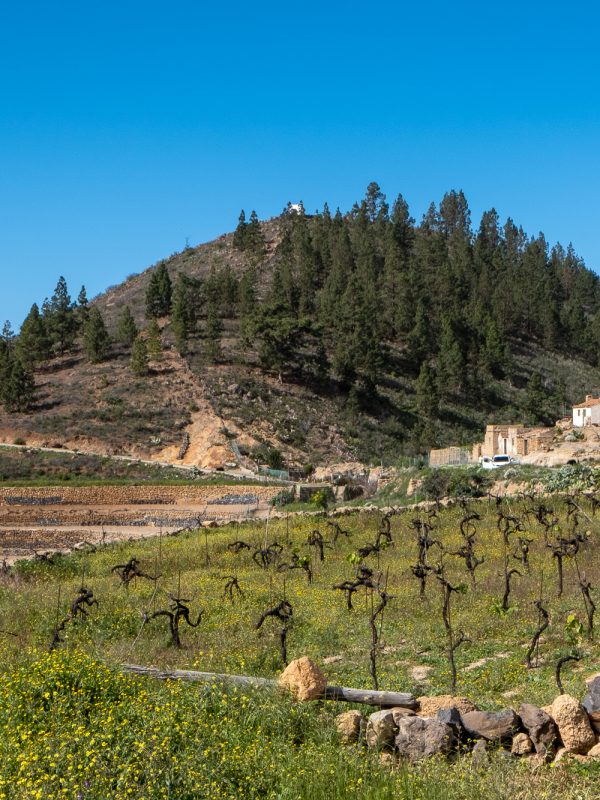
[278,657,327,702]
[549,694,596,754]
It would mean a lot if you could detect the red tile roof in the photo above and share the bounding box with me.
[573,397,600,408]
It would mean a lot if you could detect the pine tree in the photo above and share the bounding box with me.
[84,307,110,363]
[233,210,247,250]
[130,336,149,376]
[1,321,15,346]
[481,319,506,378]
[46,276,77,354]
[171,274,198,355]
[245,211,266,260]
[205,298,223,362]
[16,304,51,367]
[1,354,35,412]
[437,317,466,395]
[116,306,138,346]
[524,373,547,424]
[146,319,163,361]
[408,304,431,366]
[270,232,298,312]
[415,362,439,419]
[145,263,172,318]
[238,267,257,343]
[76,286,90,329]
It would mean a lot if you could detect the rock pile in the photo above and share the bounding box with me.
[335,689,600,763]
[277,657,600,766]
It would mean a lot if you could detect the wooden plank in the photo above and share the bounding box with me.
[120,663,417,708]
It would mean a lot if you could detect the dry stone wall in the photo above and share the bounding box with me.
[0,485,280,506]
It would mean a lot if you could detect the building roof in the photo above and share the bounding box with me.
[573,397,600,408]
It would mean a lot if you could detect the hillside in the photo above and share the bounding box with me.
[2,186,600,471]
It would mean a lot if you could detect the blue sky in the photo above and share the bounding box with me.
[1,1,599,326]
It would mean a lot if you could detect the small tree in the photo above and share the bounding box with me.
[205,299,223,362]
[46,276,78,354]
[171,274,200,355]
[1,355,35,412]
[233,210,247,250]
[16,304,51,367]
[146,319,163,361]
[76,286,90,329]
[245,210,266,260]
[84,308,110,363]
[117,306,138,346]
[130,336,149,376]
[145,263,172,319]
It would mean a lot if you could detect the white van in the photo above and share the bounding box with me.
[479,454,519,470]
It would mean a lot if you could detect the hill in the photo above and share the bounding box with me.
[2,185,600,471]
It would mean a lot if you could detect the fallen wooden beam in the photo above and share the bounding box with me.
[120,662,417,709]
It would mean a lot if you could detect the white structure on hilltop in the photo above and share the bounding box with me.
[573,395,600,427]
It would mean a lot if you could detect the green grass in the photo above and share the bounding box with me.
[2,497,600,797]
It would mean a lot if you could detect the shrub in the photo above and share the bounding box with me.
[543,464,600,492]
[270,489,295,507]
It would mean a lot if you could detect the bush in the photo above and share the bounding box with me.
[311,489,330,509]
[250,444,285,471]
[543,464,600,493]
[270,489,296,507]
[421,468,492,500]
[420,470,450,500]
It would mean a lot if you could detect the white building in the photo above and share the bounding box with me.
[572,395,600,427]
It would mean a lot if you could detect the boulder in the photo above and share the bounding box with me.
[460,709,519,742]
[554,747,568,763]
[511,733,534,756]
[417,695,477,717]
[587,743,600,758]
[395,716,456,761]
[391,707,416,725]
[335,710,364,744]
[582,674,600,733]
[437,707,464,739]
[518,704,559,758]
[366,709,397,749]
[278,657,327,702]
[549,694,596,754]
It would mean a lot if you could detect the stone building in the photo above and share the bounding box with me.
[471,424,554,460]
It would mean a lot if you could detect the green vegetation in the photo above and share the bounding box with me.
[2,499,600,796]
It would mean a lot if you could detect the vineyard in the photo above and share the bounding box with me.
[2,492,600,798]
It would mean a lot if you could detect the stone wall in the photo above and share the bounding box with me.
[0,485,280,506]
